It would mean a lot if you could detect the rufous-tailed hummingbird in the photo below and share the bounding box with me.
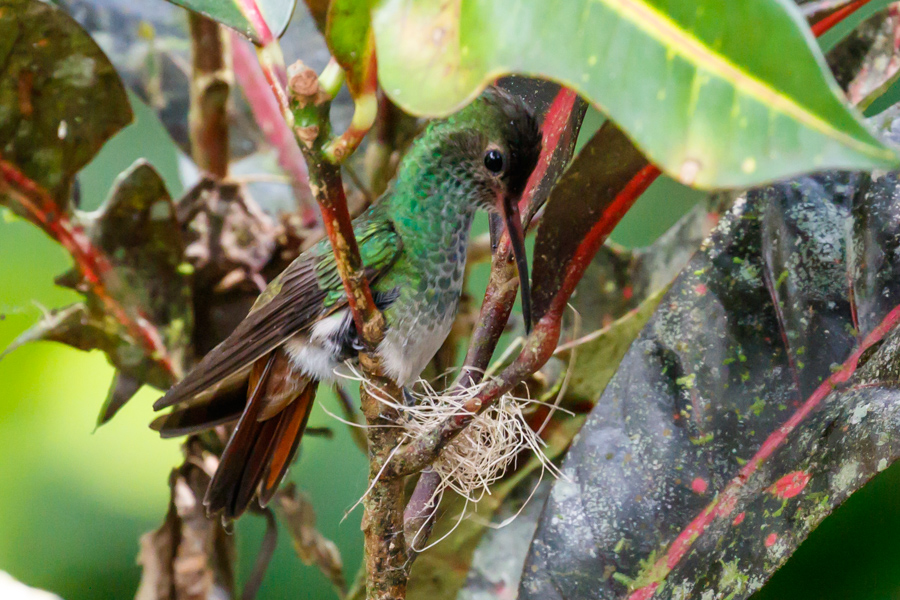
[152,87,542,519]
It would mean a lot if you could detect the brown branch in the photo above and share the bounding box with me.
[403,469,441,557]
[188,14,231,179]
[461,88,586,383]
[0,158,178,382]
[287,61,383,347]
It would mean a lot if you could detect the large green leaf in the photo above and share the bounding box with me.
[165,0,296,44]
[0,0,132,207]
[371,0,898,188]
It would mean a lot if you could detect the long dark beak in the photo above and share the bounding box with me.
[499,195,532,333]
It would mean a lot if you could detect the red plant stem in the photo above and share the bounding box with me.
[0,159,178,381]
[314,161,383,341]
[522,88,580,223]
[287,61,383,347]
[810,0,873,36]
[234,0,291,122]
[390,165,661,477]
[625,302,900,600]
[231,35,317,223]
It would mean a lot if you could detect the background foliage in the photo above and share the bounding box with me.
[6,1,900,600]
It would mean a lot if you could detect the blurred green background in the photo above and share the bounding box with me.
[3,97,900,600]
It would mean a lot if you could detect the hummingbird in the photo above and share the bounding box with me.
[152,87,542,520]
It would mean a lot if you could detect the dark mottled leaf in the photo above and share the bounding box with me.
[0,0,132,208]
[558,286,667,406]
[75,160,193,373]
[570,198,720,334]
[520,171,900,600]
[5,161,193,423]
[98,370,144,428]
[458,472,552,600]
[1,303,166,421]
[531,122,650,323]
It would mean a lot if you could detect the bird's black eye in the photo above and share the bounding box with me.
[484,149,504,174]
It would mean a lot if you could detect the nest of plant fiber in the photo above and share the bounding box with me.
[344,367,561,503]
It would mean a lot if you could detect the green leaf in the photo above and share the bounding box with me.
[327,0,375,94]
[371,0,898,188]
[165,0,297,44]
[0,0,132,207]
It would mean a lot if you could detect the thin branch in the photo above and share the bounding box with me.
[403,469,441,556]
[287,61,384,346]
[324,52,379,164]
[461,88,585,384]
[188,14,232,179]
[241,508,278,600]
[0,158,179,382]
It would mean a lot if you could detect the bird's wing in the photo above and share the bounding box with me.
[154,210,401,410]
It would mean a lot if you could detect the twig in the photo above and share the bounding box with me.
[0,158,179,382]
[188,14,231,179]
[324,61,379,163]
[287,62,383,344]
[403,469,441,557]
[241,508,278,600]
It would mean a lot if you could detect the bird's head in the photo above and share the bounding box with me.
[424,86,542,330]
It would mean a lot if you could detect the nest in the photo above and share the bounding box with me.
[341,366,562,504]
